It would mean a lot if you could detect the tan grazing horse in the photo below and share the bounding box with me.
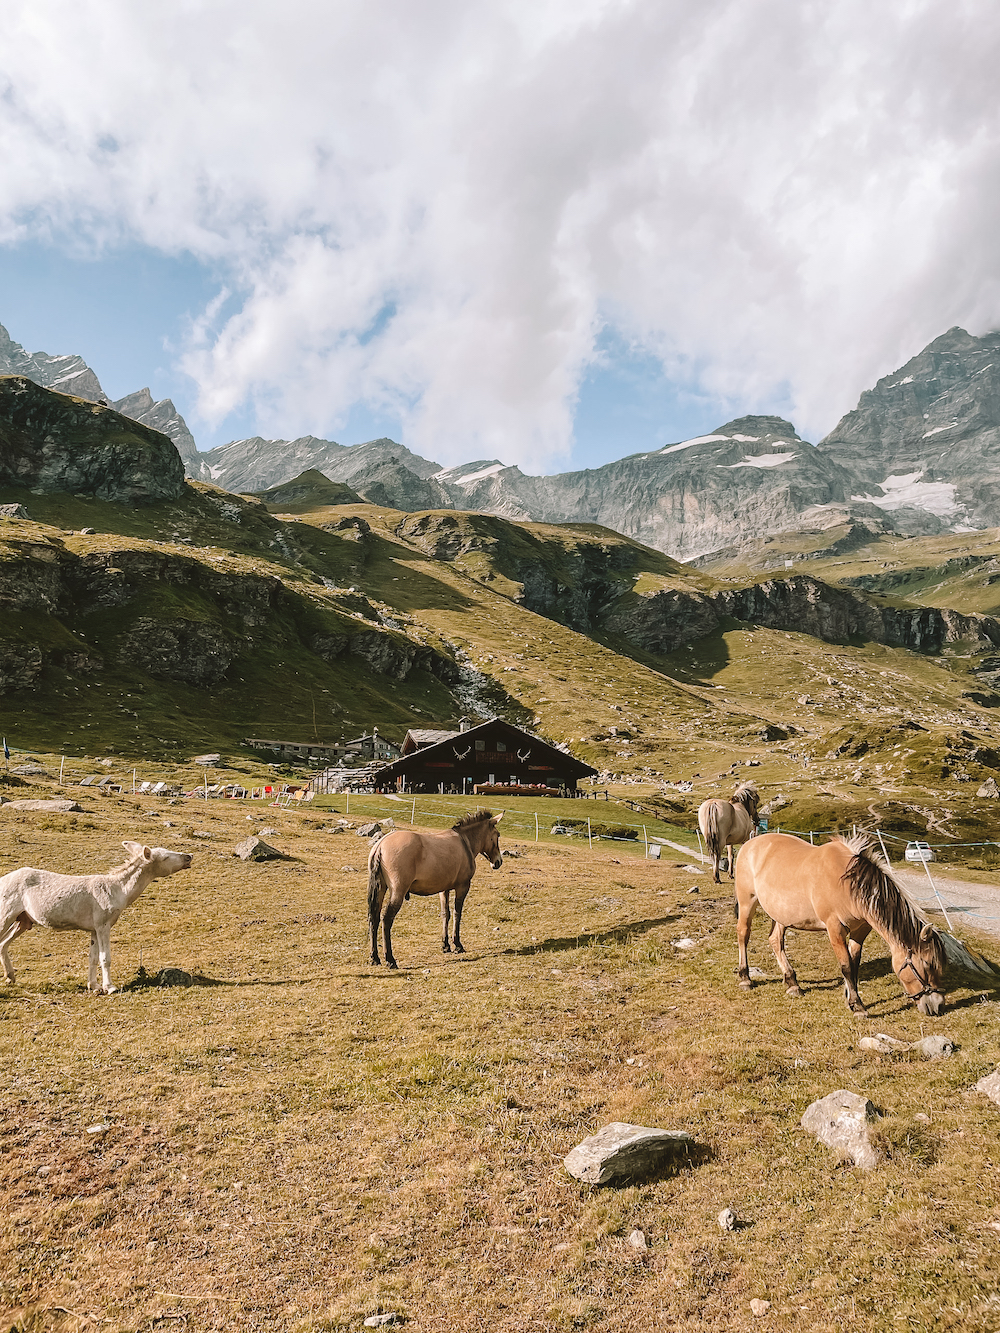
[368,809,504,968]
[734,832,951,1015]
[698,782,760,883]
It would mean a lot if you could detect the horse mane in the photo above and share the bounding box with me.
[839,835,943,963]
[732,783,759,814]
[452,808,494,831]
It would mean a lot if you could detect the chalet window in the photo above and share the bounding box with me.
[475,740,485,750]
[496,740,506,750]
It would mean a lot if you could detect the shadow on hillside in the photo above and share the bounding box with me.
[501,913,681,958]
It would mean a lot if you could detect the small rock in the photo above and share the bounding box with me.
[859,1033,912,1054]
[258,827,277,835]
[718,1207,737,1232]
[11,764,47,776]
[36,1165,51,1176]
[232,836,284,862]
[162,820,175,827]
[681,865,704,874]
[978,778,1000,799]
[363,1316,399,1328]
[627,1228,648,1252]
[193,753,222,766]
[749,1299,772,1317]
[687,885,699,894]
[191,830,213,840]
[914,1112,931,1123]
[913,1035,957,1060]
[674,938,696,950]
[86,1123,109,1135]
[748,967,768,979]
[564,1121,694,1185]
[341,865,360,873]
[975,1067,1000,1107]
[356,821,382,837]
[324,825,344,834]
[79,526,96,535]
[801,1090,880,1170]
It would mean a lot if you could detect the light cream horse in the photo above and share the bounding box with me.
[368,809,503,968]
[698,782,760,883]
[0,842,194,994]
[734,832,968,1014]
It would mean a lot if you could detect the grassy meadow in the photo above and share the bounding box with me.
[2,778,1000,1333]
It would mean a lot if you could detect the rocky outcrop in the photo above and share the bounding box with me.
[116,617,239,686]
[254,469,363,509]
[0,377,185,504]
[604,573,1000,656]
[112,387,200,475]
[197,433,444,495]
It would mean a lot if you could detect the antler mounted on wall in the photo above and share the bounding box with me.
[452,745,472,761]
[516,749,531,762]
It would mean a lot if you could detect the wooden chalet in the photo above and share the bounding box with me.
[370,718,596,795]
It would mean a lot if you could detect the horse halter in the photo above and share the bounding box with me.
[896,954,940,1001]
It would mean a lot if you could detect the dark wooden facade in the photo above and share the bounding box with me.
[370,718,596,794]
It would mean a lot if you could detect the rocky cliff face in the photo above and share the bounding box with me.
[0,377,186,504]
[817,327,1000,533]
[197,433,446,497]
[604,573,1000,657]
[0,323,106,402]
[112,387,201,475]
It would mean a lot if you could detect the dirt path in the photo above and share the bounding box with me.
[894,866,1000,944]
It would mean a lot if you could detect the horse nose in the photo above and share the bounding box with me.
[492,856,503,869]
[918,992,944,1016]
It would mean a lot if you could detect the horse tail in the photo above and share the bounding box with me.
[705,804,722,860]
[368,843,386,940]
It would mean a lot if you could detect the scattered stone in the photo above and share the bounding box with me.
[191,830,213,840]
[800,1090,880,1170]
[162,820,175,827]
[748,967,769,979]
[154,968,193,987]
[324,825,344,834]
[859,1033,912,1054]
[627,1228,648,1252]
[193,753,222,766]
[563,1122,694,1185]
[0,503,30,519]
[749,1299,772,1317]
[914,1035,957,1060]
[36,1165,50,1176]
[258,827,277,835]
[687,885,700,894]
[11,764,47,776]
[86,1123,109,1135]
[975,1067,1000,1107]
[363,1316,399,1328]
[674,938,696,950]
[232,836,285,862]
[681,865,704,874]
[503,848,522,858]
[357,821,382,837]
[3,799,82,813]
[978,778,1000,799]
[718,1208,737,1232]
[341,865,360,873]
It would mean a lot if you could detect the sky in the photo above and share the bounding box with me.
[1,0,998,473]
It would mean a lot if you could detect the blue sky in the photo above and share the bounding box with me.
[1,2,996,474]
[0,243,733,468]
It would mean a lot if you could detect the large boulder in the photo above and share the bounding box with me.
[563,1122,694,1185]
[0,376,185,504]
[232,836,285,862]
[801,1090,880,1170]
[1,799,83,812]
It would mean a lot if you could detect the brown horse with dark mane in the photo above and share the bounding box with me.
[368,809,504,969]
[735,831,952,1014]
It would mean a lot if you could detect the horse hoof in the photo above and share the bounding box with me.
[370,958,381,967]
[387,960,399,970]
[442,944,451,953]
[105,985,118,995]
[453,943,465,954]
[786,985,803,998]
[738,978,754,990]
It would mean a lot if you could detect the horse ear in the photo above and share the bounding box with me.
[492,811,504,824]
[920,923,935,943]
[144,846,153,859]
[122,840,142,856]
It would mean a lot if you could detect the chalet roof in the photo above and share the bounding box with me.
[401,728,460,754]
[376,717,596,781]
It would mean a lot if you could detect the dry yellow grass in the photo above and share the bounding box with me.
[2,786,1000,1333]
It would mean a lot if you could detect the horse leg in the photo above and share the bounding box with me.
[735,891,757,988]
[452,882,471,953]
[768,922,802,997]
[87,932,100,992]
[848,924,871,997]
[827,923,867,1014]
[382,895,403,970]
[95,924,116,995]
[0,912,32,984]
[440,890,452,952]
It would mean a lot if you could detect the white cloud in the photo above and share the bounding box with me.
[1,0,999,466]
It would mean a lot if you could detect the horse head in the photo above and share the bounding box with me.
[894,922,946,1015]
[483,810,504,869]
[455,809,505,869]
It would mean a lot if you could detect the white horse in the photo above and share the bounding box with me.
[0,842,194,994]
[698,782,760,883]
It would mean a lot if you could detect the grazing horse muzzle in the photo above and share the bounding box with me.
[897,955,944,1015]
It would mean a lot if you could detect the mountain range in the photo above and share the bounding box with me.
[3,320,999,560]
